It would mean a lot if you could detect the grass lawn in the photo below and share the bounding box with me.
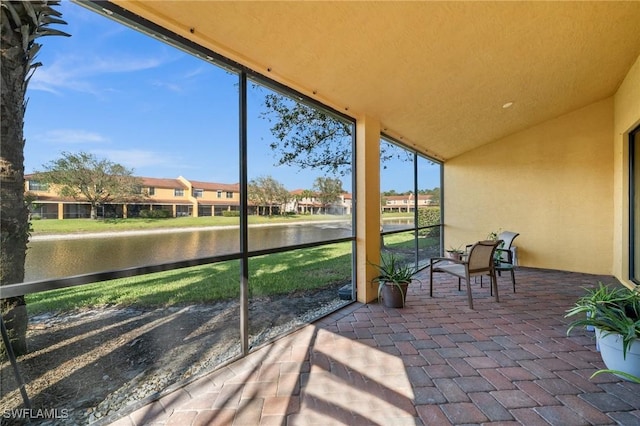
[30,214,352,235]
[26,211,435,314]
[26,242,353,315]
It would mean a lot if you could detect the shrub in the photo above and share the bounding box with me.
[222,210,240,217]
[418,207,440,237]
[139,209,171,219]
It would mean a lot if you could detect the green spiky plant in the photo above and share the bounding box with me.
[590,369,640,383]
[566,282,640,380]
[371,253,418,308]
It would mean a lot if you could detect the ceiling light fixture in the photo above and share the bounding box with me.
[502,102,514,109]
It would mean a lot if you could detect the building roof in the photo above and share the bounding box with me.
[140,177,188,189]
[290,189,353,199]
[189,180,240,192]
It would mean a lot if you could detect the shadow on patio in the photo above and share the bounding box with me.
[109,267,640,426]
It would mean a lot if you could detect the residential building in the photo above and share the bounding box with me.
[25,175,240,219]
[381,194,433,213]
[24,175,353,219]
[287,189,352,215]
[7,3,639,423]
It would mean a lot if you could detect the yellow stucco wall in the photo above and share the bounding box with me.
[152,186,182,200]
[445,98,614,274]
[613,54,640,287]
[356,115,382,303]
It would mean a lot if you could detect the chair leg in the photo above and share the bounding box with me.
[458,272,473,309]
[465,278,474,309]
[429,267,434,297]
[491,270,500,303]
[510,269,516,293]
[458,278,461,291]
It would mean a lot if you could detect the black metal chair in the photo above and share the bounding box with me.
[495,231,519,293]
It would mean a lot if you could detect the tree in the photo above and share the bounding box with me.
[425,187,441,205]
[312,177,343,214]
[35,152,145,220]
[247,175,289,216]
[262,94,353,177]
[1,0,69,355]
[262,94,416,176]
[299,189,315,214]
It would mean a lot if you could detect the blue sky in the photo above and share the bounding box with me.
[24,1,439,192]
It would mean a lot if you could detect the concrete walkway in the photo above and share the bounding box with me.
[109,267,640,425]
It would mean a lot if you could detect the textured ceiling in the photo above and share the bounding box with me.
[110,1,640,161]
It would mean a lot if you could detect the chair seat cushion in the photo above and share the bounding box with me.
[495,262,514,270]
[434,263,466,278]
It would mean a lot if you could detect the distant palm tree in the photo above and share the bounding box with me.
[1,0,68,355]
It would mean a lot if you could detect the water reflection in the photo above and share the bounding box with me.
[26,222,352,282]
[381,217,414,231]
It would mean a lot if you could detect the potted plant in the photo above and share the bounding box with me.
[446,246,464,261]
[486,229,501,241]
[486,230,506,264]
[566,282,640,380]
[372,253,419,308]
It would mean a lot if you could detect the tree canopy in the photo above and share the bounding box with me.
[312,177,344,213]
[247,175,290,216]
[260,93,428,181]
[34,152,144,219]
[262,93,353,177]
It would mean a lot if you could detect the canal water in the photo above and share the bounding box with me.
[26,219,414,282]
[25,222,347,282]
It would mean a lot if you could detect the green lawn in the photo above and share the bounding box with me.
[30,211,422,236]
[26,242,353,315]
[26,211,435,314]
[30,214,351,235]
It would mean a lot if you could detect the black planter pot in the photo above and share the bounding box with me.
[380,281,410,308]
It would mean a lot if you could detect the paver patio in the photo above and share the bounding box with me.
[109,267,640,426]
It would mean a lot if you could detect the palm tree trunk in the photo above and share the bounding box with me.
[1,7,31,355]
[1,0,68,356]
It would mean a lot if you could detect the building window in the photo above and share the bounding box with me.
[28,181,49,191]
[630,125,640,284]
[147,187,155,196]
[193,189,203,198]
[226,192,233,198]
[174,189,184,197]
[217,190,222,198]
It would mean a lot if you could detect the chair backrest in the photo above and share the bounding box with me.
[467,240,502,273]
[496,231,519,263]
[497,231,519,249]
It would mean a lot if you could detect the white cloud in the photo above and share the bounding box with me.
[148,64,210,93]
[151,79,183,93]
[184,66,206,79]
[37,129,109,144]
[29,54,166,95]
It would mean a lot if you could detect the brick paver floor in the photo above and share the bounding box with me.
[109,267,640,425]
